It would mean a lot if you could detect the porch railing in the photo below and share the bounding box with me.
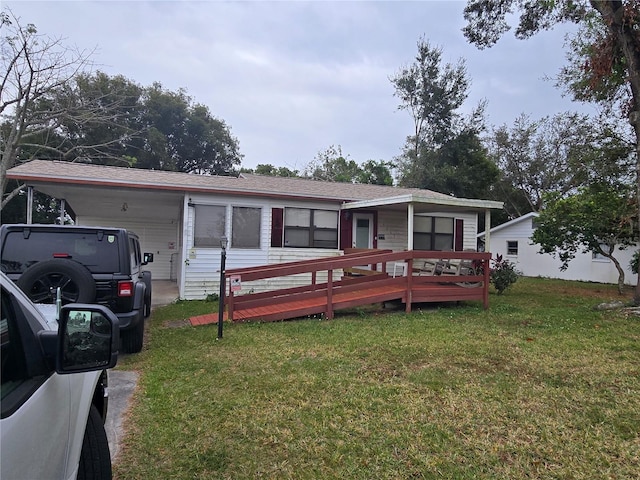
[224,249,491,322]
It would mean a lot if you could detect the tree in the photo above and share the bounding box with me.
[486,112,634,217]
[304,145,361,183]
[240,164,300,177]
[135,83,242,175]
[356,160,394,186]
[391,38,471,158]
[391,38,494,198]
[0,10,134,208]
[463,0,640,299]
[532,183,638,294]
[400,128,499,198]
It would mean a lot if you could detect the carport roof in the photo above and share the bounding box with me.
[7,160,503,210]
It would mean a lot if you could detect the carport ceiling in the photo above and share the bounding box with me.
[28,182,184,221]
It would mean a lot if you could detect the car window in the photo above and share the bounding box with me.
[0,289,28,400]
[129,237,140,271]
[1,231,120,274]
[0,288,48,418]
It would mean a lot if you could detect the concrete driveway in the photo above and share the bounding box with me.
[105,280,179,461]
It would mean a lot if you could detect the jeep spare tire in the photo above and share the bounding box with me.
[17,258,96,304]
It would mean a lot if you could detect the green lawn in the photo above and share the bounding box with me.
[114,278,640,479]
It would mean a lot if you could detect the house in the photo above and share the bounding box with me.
[478,212,638,285]
[6,160,503,300]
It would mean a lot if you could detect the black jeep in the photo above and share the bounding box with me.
[0,224,153,353]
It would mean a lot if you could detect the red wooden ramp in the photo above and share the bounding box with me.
[189,250,490,326]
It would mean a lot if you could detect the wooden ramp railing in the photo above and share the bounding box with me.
[218,250,490,323]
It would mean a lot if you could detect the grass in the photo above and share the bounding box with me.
[114,278,640,479]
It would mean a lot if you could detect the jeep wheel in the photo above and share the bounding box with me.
[121,317,144,353]
[16,259,96,304]
[77,405,112,480]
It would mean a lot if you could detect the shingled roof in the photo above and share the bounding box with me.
[7,160,456,201]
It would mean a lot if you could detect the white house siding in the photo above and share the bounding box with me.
[489,217,639,285]
[77,216,180,281]
[377,210,478,251]
[376,210,478,274]
[183,195,343,300]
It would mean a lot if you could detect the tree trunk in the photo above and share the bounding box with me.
[591,1,640,303]
[607,253,626,295]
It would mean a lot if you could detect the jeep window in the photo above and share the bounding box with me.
[232,207,261,248]
[1,232,120,274]
[194,205,226,247]
[129,237,141,271]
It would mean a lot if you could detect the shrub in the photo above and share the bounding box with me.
[629,250,640,275]
[490,254,519,294]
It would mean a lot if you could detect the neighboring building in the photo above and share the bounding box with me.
[478,212,638,285]
[6,160,503,299]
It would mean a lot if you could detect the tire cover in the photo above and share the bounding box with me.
[17,258,96,304]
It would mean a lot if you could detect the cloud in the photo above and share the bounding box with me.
[6,0,592,169]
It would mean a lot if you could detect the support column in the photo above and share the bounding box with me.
[407,203,414,250]
[59,199,66,225]
[26,186,33,224]
[484,209,491,253]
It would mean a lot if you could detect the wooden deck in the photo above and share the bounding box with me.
[190,250,491,326]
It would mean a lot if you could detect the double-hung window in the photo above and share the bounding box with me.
[283,208,338,249]
[232,206,261,248]
[413,216,454,251]
[194,205,226,247]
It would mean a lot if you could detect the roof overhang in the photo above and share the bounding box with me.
[341,194,503,213]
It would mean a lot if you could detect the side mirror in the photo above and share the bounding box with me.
[56,304,119,374]
[143,252,154,265]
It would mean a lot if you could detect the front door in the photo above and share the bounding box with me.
[352,213,374,249]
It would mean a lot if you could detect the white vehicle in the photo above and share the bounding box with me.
[0,271,119,480]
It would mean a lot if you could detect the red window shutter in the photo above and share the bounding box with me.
[271,208,283,247]
[454,218,464,251]
[339,211,352,250]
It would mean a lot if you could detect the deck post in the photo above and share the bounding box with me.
[218,237,227,338]
[326,268,334,319]
[405,253,413,313]
[483,256,490,309]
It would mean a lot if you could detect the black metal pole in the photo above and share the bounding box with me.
[217,240,226,339]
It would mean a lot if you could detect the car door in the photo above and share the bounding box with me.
[0,285,73,480]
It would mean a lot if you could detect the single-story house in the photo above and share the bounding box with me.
[7,160,503,300]
[478,212,639,285]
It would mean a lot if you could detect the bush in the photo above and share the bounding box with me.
[490,254,519,294]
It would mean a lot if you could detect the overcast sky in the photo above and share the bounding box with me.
[8,1,596,171]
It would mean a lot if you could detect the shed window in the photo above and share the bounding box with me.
[232,207,261,249]
[194,205,226,247]
[507,241,518,256]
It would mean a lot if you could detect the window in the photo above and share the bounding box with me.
[283,208,338,249]
[1,288,47,418]
[507,241,518,256]
[1,231,120,274]
[413,216,454,251]
[232,207,261,248]
[592,244,611,262]
[194,205,226,247]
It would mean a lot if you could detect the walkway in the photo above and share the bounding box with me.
[190,249,490,326]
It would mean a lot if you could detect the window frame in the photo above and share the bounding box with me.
[506,240,519,256]
[231,206,262,249]
[283,208,339,249]
[413,216,454,251]
[193,204,227,248]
